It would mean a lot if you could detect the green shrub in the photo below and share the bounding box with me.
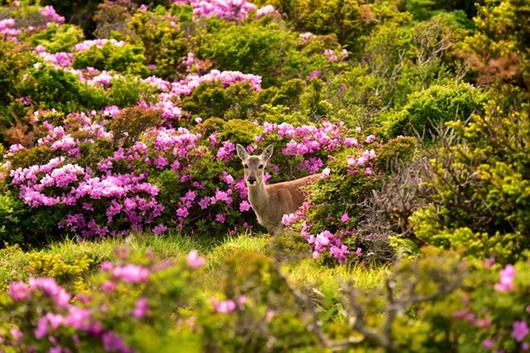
[199,21,302,87]
[105,75,159,107]
[128,5,191,79]
[0,193,26,245]
[410,102,530,263]
[17,64,107,113]
[0,40,34,105]
[217,119,261,146]
[384,82,487,139]
[268,0,369,51]
[29,23,84,53]
[179,81,258,120]
[73,42,147,75]
[376,136,418,173]
[109,106,163,147]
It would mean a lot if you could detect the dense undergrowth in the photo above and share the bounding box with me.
[0,0,528,352]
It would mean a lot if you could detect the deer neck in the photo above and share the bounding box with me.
[248,182,269,213]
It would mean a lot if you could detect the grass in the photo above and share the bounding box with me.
[0,231,387,293]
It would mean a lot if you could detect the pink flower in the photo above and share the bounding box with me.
[9,281,31,301]
[212,299,237,314]
[355,247,363,257]
[187,249,206,269]
[215,213,226,223]
[10,328,23,341]
[482,339,494,349]
[495,264,515,292]
[153,224,168,235]
[320,167,330,178]
[512,321,529,342]
[176,206,189,218]
[133,298,149,318]
[364,167,373,175]
[239,200,251,212]
[281,213,297,226]
[101,281,117,293]
[340,213,350,223]
[34,317,49,339]
[112,265,149,283]
[365,134,376,143]
[307,70,321,81]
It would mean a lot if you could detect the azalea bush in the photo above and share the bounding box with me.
[1,246,528,353]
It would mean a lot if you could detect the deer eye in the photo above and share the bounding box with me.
[244,164,248,169]
[258,164,264,169]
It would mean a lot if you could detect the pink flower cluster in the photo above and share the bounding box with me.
[0,18,21,39]
[323,48,348,62]
[38,5,65,24]
[260,121,357,159]
[8,277,133,353]
[211,295,247,313]
[174,0,275,22]
[74,39,126,52]
[168,69,262,97]
[10,156,163,237]
[494,264,515,292]
[282,202,351,262]
[256,5,277,18]
[35,48,74,68]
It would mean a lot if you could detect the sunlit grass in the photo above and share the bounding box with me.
[0,231,388,293]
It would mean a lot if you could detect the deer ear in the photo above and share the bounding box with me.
[261,145,274,162]
[236,144,249,161]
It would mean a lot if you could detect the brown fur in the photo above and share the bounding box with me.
[236,144,318,236]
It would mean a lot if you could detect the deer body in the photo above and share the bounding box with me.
[236,144,317,236]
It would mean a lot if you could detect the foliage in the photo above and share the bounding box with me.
[461,0,530,90]
[73,41,147,75]
[199,21,305,87]
[384,82,487,139]
[411,102,530,263]
[16,64,107,113]
[109,106,163,147]
[29,23,84,53]
[267,0,370,51]
[127,5,191,79]
[179,82,258,120]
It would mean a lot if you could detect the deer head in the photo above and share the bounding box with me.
[236,144,273,187]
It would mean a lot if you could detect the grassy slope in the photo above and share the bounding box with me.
[0,231,387,294]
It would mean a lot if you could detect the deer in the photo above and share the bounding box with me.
[236,144,319,236]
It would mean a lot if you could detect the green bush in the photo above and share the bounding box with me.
[384,82,487,139]
[128,5,192,79]
[376,136,418,172]
[268,0,369,51]
[0,40,34,106]
[410,102,530,263]
[73,42,147,75]
[199,21,303,87]
[0,193,26,245]
[109,106,163,147]
[179,82,258,120]
[29,23,84,53]
[17,64,107,113]
[105,75,159,107]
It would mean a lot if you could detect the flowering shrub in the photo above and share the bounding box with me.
[0,248,204,353]
[279,131,381,263]
[1,246,528,353]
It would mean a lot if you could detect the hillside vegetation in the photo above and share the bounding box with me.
[0,0,528,352]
